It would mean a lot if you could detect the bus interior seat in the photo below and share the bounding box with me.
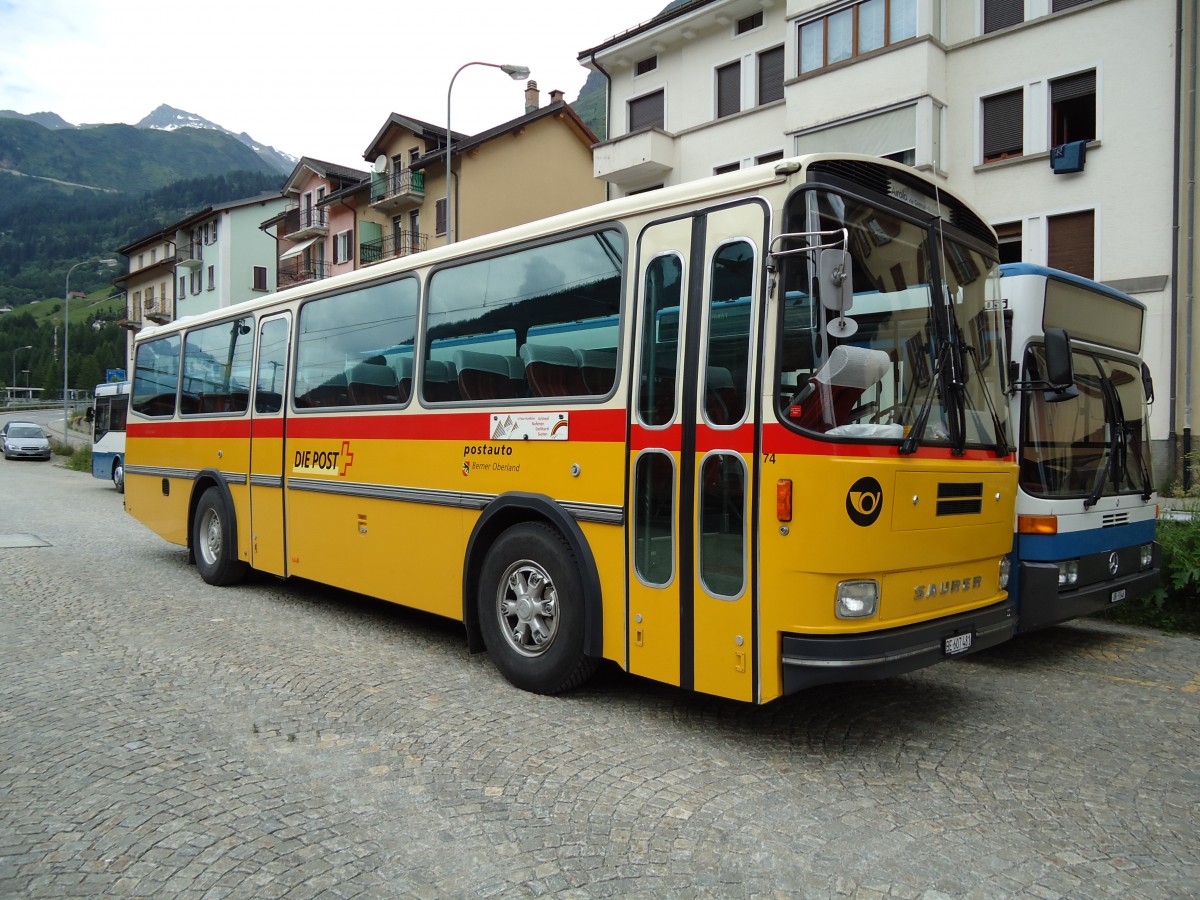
[521,343,586,397]
[389,355,414,403]
[422,359,460,402]
[789,345,890,432]
[576,348,617,394]
[504,355,529,397]
[455,350,512,400]
[705,366,738,424]
[300,372,349,408]
[347,361,401,406]
[255,391,283,414]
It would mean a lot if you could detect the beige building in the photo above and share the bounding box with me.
[359,81,604,261]
[581,0,1199,483]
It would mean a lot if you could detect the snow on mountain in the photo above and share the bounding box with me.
[136,104,296,174]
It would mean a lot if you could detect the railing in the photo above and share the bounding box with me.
[370,169,425,204]
[360,231,430,265]
[176,241,202,267]
[278,258,331,287]
[282,205,329,235]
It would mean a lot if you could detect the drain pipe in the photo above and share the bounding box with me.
[1183,0,1197,489]
[586,51,614,202]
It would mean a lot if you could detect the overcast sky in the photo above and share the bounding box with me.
[0,0,664,169]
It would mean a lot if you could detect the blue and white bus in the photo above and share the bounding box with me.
[92,380,129,492]
[999,264,1159,632]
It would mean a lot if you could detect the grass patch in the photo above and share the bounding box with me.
[64,444,92,473]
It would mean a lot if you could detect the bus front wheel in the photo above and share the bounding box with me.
[193,487,248,586]
[478,522,598,695]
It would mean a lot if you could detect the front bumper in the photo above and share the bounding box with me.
[1015,543,1161,633]
[5,446,51,459]
[780,599,1014,694]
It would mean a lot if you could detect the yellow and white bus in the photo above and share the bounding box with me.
[126,154,1017,704]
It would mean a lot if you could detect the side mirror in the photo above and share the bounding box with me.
[819,249,853,314]
[1042,327,1078,403]
[1141,361,1155,403]
[1043,327,1074,389]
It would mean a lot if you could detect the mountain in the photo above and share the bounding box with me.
[135,104,295,175]
[0,109,77,130]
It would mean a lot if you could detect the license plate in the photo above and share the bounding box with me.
[943,632,973,656]
[1111,588,1127,604]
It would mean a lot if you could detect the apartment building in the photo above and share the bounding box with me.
[580,0,1198,477]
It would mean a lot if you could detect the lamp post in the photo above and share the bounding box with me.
[11,345,31,399]
[445,61,530,245]
[64,257,117,440]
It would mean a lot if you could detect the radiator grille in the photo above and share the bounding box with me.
[1102,512,1130,528]
[937,482,983,516]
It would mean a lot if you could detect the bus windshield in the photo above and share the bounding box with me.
[775,188,1006,450]
[1021,348,1153,502]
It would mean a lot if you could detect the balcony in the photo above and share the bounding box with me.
[370,168,425,212]
[282,205,329,240]
[176,241,202,269]
[278,258,330,288]
[143,296,172,325]
[592,128,677,187]
[360,230,429,266]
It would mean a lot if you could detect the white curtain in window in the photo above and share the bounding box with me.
[792,105,917,159]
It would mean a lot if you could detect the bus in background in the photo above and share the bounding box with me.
[125,154,1021,704]
[92,380,129,493]
[999,263,1159,632]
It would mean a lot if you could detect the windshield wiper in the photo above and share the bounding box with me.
[1084,373,1121,510]
[961,336,1010,458]
[899,338,951,455]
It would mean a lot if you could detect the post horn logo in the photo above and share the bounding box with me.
[846,477,884,527]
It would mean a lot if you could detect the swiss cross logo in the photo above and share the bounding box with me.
[339,441,355,477]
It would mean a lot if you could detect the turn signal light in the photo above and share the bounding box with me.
[1017,514,1058,535]
[776,479,792,522]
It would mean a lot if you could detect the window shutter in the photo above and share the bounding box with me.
[435,198,447,236]
[758,46,785,105]
[983,0,1024,33]
[1047,210,1095,278]
[629,91,665,132]
[983,90,1023,160]
[717,63,741,117]
[1051,70,1095,103]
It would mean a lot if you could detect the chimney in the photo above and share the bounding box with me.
[524,80,539,114]
[549,89,564,105]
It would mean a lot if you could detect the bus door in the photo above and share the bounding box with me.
[249,313,291,576]
[627,202,765,702]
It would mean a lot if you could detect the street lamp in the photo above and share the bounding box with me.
[64,257,117,440]
[445,61,530,245]
[11,345,31,399]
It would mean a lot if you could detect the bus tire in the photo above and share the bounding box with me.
[113,458,124,494]
[193,487,248,586]
[478,522,598,695]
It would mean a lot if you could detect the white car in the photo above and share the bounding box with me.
[1,422,52,461]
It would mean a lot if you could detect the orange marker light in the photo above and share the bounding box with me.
[776,478,793,522]
[1017,514,1058,535]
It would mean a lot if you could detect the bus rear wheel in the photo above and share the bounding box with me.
[193,487,248,586]
[112,458,124,494]
[478,522,598,695]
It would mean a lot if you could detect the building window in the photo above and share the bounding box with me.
[179,276,186,298]
[212,221,218,242]
[150,248,157,263]
[799,0,917,74]
[983,0,1023,33]
[635,55,657,76]
[714,162,741,175]
[207,265,215,291]
[133,290,141,308]
[190,271,202,295]
[716,62,741,118]
[1050,69,1096,146]
[160,281,167,303]
[629,90,665,132]
[334,230,352,264]
[435,197,447,237]
[995,221,1022,264]
[736,11,763,34]
[137,254,144,269]
[982,88,1023,163]
[253,266,267,292]
[145,284,155,304]
[757,150,785,165]
[1048,210,1094,278]
[758,45,785,105]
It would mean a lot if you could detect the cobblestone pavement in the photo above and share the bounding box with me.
[2,459,1198,899]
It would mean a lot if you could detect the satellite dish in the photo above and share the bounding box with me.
[373,155,387,173]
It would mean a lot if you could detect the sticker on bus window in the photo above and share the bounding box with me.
[491,413,569,441]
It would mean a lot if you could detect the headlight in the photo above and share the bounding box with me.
[1057,560,1079,587]
[835,580,879,618]
[1139,543,1153,569]
[999,556,1011,590]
